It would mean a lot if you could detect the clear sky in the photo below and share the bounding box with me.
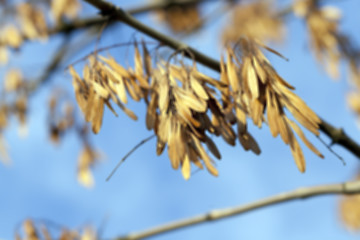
[1,0,360,239]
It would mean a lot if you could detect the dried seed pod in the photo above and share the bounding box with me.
[222,38,322,172]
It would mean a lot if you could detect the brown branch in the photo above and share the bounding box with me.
[83,0,360,159]
[115,180,360,239]
[319,118,360,158]
[83,0,221,71]
[47,0,225,37]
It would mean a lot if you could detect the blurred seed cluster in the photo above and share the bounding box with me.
[293,0,360,128]
[0,69,28,164]
[151,0,202,33]
[15,219,96,240]
[47,89,102,188]
[0,0,80,64]
[222,1,285,44]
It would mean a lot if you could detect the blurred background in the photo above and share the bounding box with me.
[1,0,360,239]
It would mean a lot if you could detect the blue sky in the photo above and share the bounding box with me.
[1,0,360,239]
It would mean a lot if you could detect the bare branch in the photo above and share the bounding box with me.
[116,180,360,240]
[83,0,221,71]
[319,118,360,158]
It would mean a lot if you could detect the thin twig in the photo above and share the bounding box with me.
[316,135,346,165]
[95,17,110,55]
[83,0,360,159]
[67,41,159,68]
[83,0,221,71]
[106,135,155,181]
[115,180,360,240]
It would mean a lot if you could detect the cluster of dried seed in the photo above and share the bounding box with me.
[15,219,96,240]
[222,2,285,44]
[69,48,148,134]
[223,38,323,172]
[69,44,156,181]
[69,44,211,178]
[70,43,235,179]
[70,39,323,178]
[146,64,231,178]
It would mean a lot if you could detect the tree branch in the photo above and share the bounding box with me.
[48,0,225,37]
[319,118,360,158]
[83,0,221,71]
[83,0,360,159]
[115,180,360,239]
